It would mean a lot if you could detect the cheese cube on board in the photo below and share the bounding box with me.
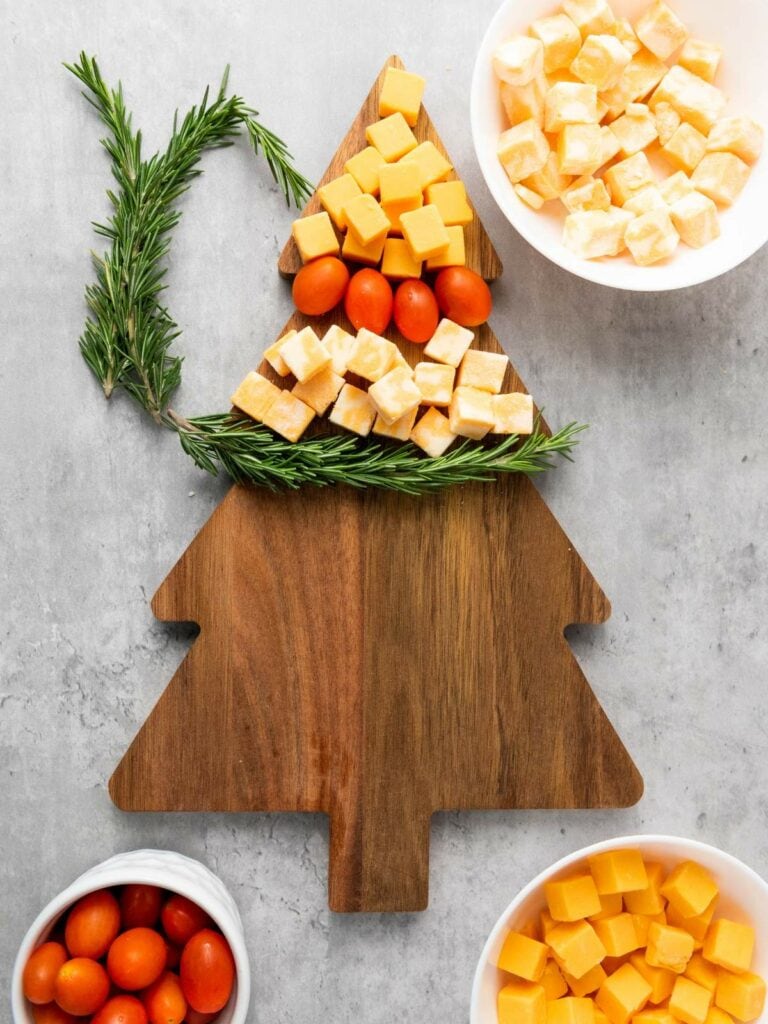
[562,0,616,38]
[381,237,423,279]
[493,35,545,86]
[381,195,423,235]
[279,326,331,383]
[292,366,345,415]
[625,209,679,265]
[410,407,458,457]
[570,34,632,92]
[562,176,611,213]
[322,325,357,376]
[378,67,425,126]
[231,371,281,422]
[523,152,573,200]
[706,117,764,165]
[624,185,667,216]
[372,405,419,442]
[425,180,474,225]
[400,204,451,260]
[611,18,641,56]
[498,119,550,183]
[457,349,509,394]
[604,151,654,205]
[563,207,634,259]
[414,362,455,406]
[424,318,474,367]
[516,184,546,209]
[347,329,398,382]
[650,66,726,135]
[545,82,599,133]
[342,229,386,265]
[365,113,418,162]
[609,104,658,157]
[343,193,391,246]
[261,390,315,443]
[659,171,694,204]
[292,211,339,263]
[368,366,423,424]
[600,48,668,120]
[635,1,688,60]
[379,160,423,206]
[263,330,295,377]
[558,124,604,175]
[400,140,453,189]
[344,146,386,195]
[449,386,495,440]
[691,153,751,207]
[498,981,547,1024]
[329,383,377,437]
[678,39,722,84]
[531,14,582,73]
[318,173,362,230]
[426,225,466,269]
[655,101,682,145]
[500,74,548,128]
[661,123,707,174]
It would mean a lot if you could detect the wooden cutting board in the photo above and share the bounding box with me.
[109,57,643,912]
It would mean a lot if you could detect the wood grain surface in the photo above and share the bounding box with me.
[109,57,643,913]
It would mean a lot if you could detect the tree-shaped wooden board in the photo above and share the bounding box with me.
[110,57,643,913]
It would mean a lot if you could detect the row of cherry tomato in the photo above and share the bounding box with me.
[23,886,234,1024]
[291,258,493,341]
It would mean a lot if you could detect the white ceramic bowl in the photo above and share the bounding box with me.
[11,849,251,1024]
[471,0,768,290]
[471,834,768,1024]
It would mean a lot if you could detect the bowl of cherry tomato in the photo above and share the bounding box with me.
[11,849,250,1024]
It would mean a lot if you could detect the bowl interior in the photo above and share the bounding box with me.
[471,0,768,290]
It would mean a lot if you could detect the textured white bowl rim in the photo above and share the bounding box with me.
[470,833,768,1024]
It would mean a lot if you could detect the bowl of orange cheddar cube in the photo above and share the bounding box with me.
[471,835,768,1024]
[471,0,768,289]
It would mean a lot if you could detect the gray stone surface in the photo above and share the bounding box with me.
[2,0,768,1019]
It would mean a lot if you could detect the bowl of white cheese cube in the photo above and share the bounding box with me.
[471,0,768,290]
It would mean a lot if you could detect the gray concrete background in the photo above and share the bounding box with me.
[2,0,768,1019]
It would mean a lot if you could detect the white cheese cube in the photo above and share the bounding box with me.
[523,152,574,200]
[328,383,377,437]
[544,82,599,133]
[347,328,398,382]
[457,350,509,394]
[424,319,474,367]
[372,406,419,442]
[659,171,694,204]
[623,185,667,216]
[596,125,622,169]
[563,207,634,259]
[570,34,632,91]
[321,325,358,377]
[557,123,604,175]
[655,101,682,145]
[625,209,680,265]
[261,390,316,443]
[263,330,295,377]
[414,362,455,406]
[678,39,722,84]
[531,14,582,72]
[691,153,751,207]
[515,184,545,209]
[604,151,655,205]
[706,117,764,165]
[410,407,458,458]
[231,371,281,422]
[497,119,550,183]
[279,326,331,383]
[650,65,726,135]
[634,1,688,61]
[500,74,548,128]
[670,191,720,248]
[611,18,641,56]
[492,393,534,435]
[292,366,345,415]
[661,122,707,174]
[600,48,668,120]
[562,0,616,38]
[448,387,495,440]
[562,175,611,212]
[493,35,544,86]
[367,367,422,425]
[609,103,658,156]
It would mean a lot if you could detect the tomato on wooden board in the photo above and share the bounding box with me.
[160,894,211,947]
[180,929,235,1014]
[53,957,110,1016]
[107,927,167,991]
[344,268,393,334]
[31,1003,79,1024]
[92,994,148,1024]
[433,267,492,327]
[23,942,68,1004]
[65,890,121,959]
[393,279,439,343]
[120,884,163,930]
[292,256,349,316]
[142,971,186,1024]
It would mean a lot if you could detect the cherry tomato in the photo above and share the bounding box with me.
[433,267,492,327]
[142,971,186,1024]
[31,1004,79,1024]
[160,895,211,947]
[64,889,121,960]
[292,256,349,316]
[393,279,439,343]
[54,957,110,1016]
[164,941,181,970]
[120,884,163,930]
[180,929,235,1014]
[344,268,393,334]
[107,927,167,991]
[92,994,148,1024]
[184,1011,217,1024]
[23,942,68,1004]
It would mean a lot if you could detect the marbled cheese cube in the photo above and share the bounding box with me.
[545,82,599,133]
[410,407,457,458]
[562,176,611,212]
[650,66,726,135]
[604,151,655,205]
[691,153,751,206]
[372,405,419,442]
[449,386,495,440]
[379,160,423,207]
[655,101,682,145]
[343,193,391,246]
[515,184,545,209]
[318,173,362,230]
[662,122,707,174]
[609,103,658,157]
[414,362,455,406]
[378,67,426,127]
[563,0,616,38]
[558,124,604,175]
[344,146,386,195]
[493,35,545,86]
[365,113,418,162]
[492,393,534,435]
[368,366,422,424]
[292,365,345,415]
[596,125,622,168]
[500,74,548,128]
[425,181,474,226]
[381,237,423,279]
[261,389,315,442]
[322,325,357,376]
[570,34,632,92]
[679,39,722,84]
[263,330,295,377]
[612,18,641,56]
[231,371,281,422]
[399,140,453,189]
[659,170,694,204]
[292,212,339,263]
[600,48,668,120]
[498,119,550,183]
[563,207,634,259]
[329,383,376,437]
[426,225,465,269]
[347,328,398,382]
[424,318,474,367]
[635,1,688,60]
[706,117,764,165]
[400,204,451,260]
[457,349,509,394]
[523,152,574,200]
[390,347,415,376]
[624,185,667,215]
[342,229,386,265]
[280,326,331,383]
[381,196,423,236]
[625,208,680,265]
[531,14,582,73]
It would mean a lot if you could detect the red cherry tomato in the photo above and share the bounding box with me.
[142,971,186,1024]
[292,256,349,316]
[184,1011,218,1024]
[120,884,163,930]
[64,890,121,959]
[344,268,393,334]
[180,929,235,1014]
[160,895,211,947]
[23,942,68,1005]
[164,940,181,970]
[92,994,148,1024]
[107,928,167,991]
[433,267,492,327]
[54,958,110,1016]
[31,1004,79,1024]
[393,279,440,343]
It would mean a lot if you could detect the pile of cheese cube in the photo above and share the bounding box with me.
[494,0,764,265]
[496,848,766,1024]
[230,320,533,456]
[291,67,474,279]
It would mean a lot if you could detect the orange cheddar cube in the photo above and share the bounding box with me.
[498,980,547,1024]
[661,863,719,920]
[590,894,625,921]
[670,977,714,1024]
[546,875,603,922]
[634,1011,676,1024]
[646,923,695,974]
[543,910,559,939]
[594,914,643,958]
[498,931,550,982]
[703,921,755,975]
[596,964,653,1024]
[381,237,423,280]
[625,863,666,917]
[590,851,649,896]
[630,951,676,1005]
[633,914,667,948]
[548,920,607,980]
[542,960,570,1000]
[565,963,608,997]
[686,953,719,994]
[704,1010,733,1024]
[667,900,716,948]
[548,997,596,1024]
[716,972,766,1022]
